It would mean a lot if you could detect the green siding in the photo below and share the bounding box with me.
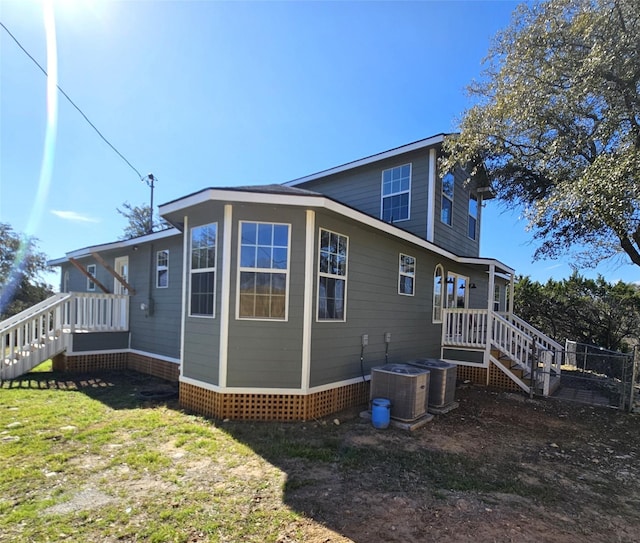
[182,203,226,386]
[299,149,431,241]
[309,212,448,388]
[226,204,305,388]
[72,332,129,351]
[128,236,183,359]
[433,167,481,257]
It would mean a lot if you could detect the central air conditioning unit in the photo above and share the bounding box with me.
[408,359,457,408]
[370,364,430,421]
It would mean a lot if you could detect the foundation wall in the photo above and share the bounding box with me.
[179,380,370,421]
[456,363,523,392]
[52,352,179,383]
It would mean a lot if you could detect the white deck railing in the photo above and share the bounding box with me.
[1,292,129,380]
[442,308,562,395]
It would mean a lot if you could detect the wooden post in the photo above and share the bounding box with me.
[68,258,110,294]
[90,252,136,295]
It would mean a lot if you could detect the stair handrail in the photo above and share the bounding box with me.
[0,292,72,333]
[490,311,535,369]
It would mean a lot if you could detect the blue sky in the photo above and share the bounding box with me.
[1,0,639,288]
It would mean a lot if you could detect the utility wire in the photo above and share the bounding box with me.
[0,20,144,180]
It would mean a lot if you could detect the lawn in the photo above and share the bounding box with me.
[1,363,639,542]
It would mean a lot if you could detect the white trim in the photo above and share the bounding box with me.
[284,134,446,186]
[160,187,514,275]
[86,264,97,291]
[179,373,370,396]
[427,148,436,242]
[156,249,169,288]
[398,253,416,296]
[179,215,188,377]
[380,163,412,223]
[441,172,454,227]
[468,192,478,241]
[316,228,348,322]
[219,204,233,388]
[48,228,180,265]
[301,210,315,392]
[433,264,444,323]
[235,220,291,321]
[188,222,217,318]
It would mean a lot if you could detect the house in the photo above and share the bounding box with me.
[0,134,563,420]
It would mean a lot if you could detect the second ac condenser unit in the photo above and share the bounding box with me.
[370,364,430,421]
[408,359,456,408]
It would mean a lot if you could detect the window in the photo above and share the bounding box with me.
[238,222,290,319]
[494,284,501,312]
[433,265,443,322]
[398,254,415,296]
[468,193,478,240]
[318,229,348,320]
[441,173,454,226]
[190,223,217,317]
[87,264,96,291]
[156,250,169,288]
[381,164,411,222]
[446,273,468,309]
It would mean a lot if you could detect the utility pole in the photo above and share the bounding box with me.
[142,174,156,234]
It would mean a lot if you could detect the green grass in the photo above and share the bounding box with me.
[1,363,625,542]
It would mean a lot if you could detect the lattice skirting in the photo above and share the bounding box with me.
[52,352,179,382]
[456,363,523,392]
[179,380,371,422]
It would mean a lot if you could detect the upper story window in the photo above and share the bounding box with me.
[433,265,443,322]
[441,173,454,226]
[190,223,217,317]
[318,229,348,321]
[398,254,415,296]
[238,222,290,320]
[468,193,478,240]
[381,164,411,223]
[87,264,96,291]
[156,250,169,288]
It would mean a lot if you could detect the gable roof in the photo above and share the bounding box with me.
[284,133,447,187]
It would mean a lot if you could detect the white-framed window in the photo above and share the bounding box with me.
[441,173,454,226]
[398,254,415,296]
[87,264,96,291]
[433,265,444,322]
[237,221,290,320]
[468,193,478,240]
[446,272,468,309]
[156,250,169,288]
[317,229,348,321]
[190,223,217,317]
[494,284,501,312]
[381,164,411,223]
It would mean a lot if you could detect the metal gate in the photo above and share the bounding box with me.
[555,341,639,411]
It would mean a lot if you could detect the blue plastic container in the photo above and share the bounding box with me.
[371,398,391,429]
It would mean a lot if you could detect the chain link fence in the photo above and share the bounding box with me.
[560,341,638,411]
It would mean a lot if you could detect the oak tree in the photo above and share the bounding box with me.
[442,0,640,268]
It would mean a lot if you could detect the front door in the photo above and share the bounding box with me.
[113,256,129,327]
[114,256,129,295]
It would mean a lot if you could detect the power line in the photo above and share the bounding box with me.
[0,20,143,180]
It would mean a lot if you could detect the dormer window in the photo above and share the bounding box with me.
[381,164,411,222]
[441,173,454,226]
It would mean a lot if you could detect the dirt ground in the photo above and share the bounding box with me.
[276,386,640,543]
[4,371,640,543]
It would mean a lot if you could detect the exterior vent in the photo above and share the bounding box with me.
[408,359,457,407]
[370,364,430,421]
